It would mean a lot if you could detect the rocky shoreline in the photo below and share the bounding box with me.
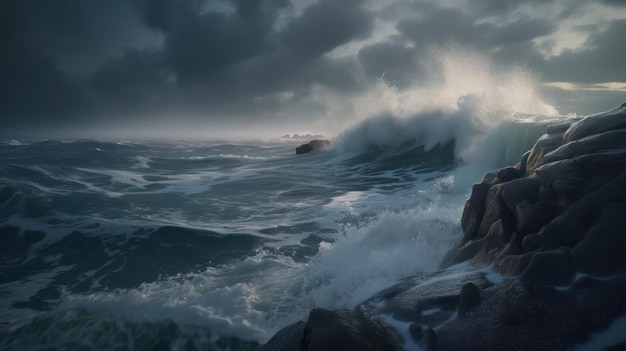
[259,103,626,351]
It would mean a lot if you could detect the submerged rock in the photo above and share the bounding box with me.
[295,140,331,154]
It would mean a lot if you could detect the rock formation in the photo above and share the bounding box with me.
[295,140,331,155]
[260,103,626,351]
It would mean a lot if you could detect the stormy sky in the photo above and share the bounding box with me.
[2,0,625,138]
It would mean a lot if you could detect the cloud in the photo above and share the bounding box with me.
[543,84,626,115]
[598,0,626,6]
[281,0,374,59]
[120,0,373,116]
[489,18,557,45]
[0,0,624,135]
[543,19,626,83]
[357,38,422,88]
[0,1,91,128]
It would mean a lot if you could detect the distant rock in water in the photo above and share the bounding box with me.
[261,103,626,351]
[295,140,330,155]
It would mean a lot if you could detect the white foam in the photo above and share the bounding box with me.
[132,156,152,169]
[54,177,466,342]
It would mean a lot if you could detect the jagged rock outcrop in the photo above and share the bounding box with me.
[443,102,626,283]
[433,103,626,350]
[295,140,330,155]
[260,103,626,351]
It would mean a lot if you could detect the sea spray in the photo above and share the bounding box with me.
[315,44,557,137]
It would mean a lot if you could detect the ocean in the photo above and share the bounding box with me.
[0,109,556,350]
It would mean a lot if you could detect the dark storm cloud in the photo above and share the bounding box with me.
[543,85,626,116]
[389,3,558,81]
[357,38,422,88]
[0,0,624,134]
[464,0,550,15]
[110,0,374,116]
[396,5,557,49]
[489,18,557,45]
[91,49,175,112]
[543,19,626,83]
[0,1,89,127]
[0,0,156,129]
[397,6,492,46]
[155,0,284,83]
[281,0,373,59]
[598,0,626,6]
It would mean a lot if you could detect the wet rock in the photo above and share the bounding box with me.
[572,203,626,277]
[496,166,522,182]
[493,251,534,276]
[535,151,626,203]
[295,140,330,154]
[435,280,587,351]
[546,120,579,135]
[301,307,403,351]
[520,248,575,287]
[258,307,402,351]
[477,185,515,243]
[366,271,491,325]
[526,132,565,175]
[458,283,481,317]
[423,328,438,351]
[516,150,531,175]
[500,177,541,212]
[409,323,423,343]
[257,321,305,351]
[563,102,626,143]
[514,201,557,236]
[544,129,626,163]
[572,276,626,330]
[460,182,492,241]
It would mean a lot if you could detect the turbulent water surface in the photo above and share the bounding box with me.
[0,112,556,350]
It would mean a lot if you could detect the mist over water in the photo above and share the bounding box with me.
[0,46,568,349]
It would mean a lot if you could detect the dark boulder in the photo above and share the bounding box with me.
[257,322,305,351]
[457,283,481,317]
[500,177,541,213]
[258,306,403,351]
[365,271,491,326]
[435,280,587,351]
[295,140,331,155]
[460,181,493,242]
[526,132,565,175]
[572,276,626,330]
[544,129,626,163]
[572,203,626,277]
[514,200,557,236]
[563,103,626,143]
[520,248,575,287]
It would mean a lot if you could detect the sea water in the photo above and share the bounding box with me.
[0,112,558,350]
[1,45,571,349]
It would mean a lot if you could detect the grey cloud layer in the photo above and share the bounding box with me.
[1,0,624,132]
